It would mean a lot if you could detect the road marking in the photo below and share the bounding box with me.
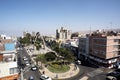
[79,76,89,80]
[87,68,103,77]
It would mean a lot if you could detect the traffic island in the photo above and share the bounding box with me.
[39,63,80,80]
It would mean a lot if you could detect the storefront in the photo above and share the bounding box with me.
[88,55,118,68]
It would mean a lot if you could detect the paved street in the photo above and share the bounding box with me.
[17,47,41,80]
[64,65,96,80]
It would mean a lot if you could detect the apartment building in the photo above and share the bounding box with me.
[78,30,120,68]
[0,39,19,80]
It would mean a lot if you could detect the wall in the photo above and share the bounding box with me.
[106,36,120,59]
[0,54,3,61]
[0,62,17,78]
[0,44,4,51]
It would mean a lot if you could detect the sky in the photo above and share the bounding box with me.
[0,0,120,36]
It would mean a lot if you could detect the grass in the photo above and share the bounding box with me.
[47,63,70,73]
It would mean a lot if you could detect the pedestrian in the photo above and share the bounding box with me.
[56,74,58,78]
[43,71,45,74]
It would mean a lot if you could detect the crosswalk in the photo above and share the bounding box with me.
[87,68,103,77]
[79,76,89,80]
[79,68,103,80]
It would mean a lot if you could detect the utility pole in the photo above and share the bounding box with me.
[20,68,24,80]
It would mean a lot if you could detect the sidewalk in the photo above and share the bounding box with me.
[39,63,80,79]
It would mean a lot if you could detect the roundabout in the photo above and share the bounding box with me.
[39,63,80,80]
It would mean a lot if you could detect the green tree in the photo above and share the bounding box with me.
[35,41,41,51]
[53,46,60,53]
[45,52,56,61]
[58,48,75,63]
[35,54,46,69]
[18,33,32,46]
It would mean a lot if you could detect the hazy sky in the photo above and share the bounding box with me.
[0,0,120,36]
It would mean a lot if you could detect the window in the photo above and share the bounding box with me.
[114,39,118,42]
[10,68,14,74]
[9,67,18,74]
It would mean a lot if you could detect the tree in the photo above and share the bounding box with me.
[53,46,60,53]
[18,33,32,46]
[35,54,46,69]
[35,41,41,50]
[45,52,56,61]
[58,48,75,64]
[51,40,59,49]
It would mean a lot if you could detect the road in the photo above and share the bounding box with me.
[17,47,41,80]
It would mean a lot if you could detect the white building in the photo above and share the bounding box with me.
[56,27,71,41]
[0,50,19,80]
[0,39,19,80]
[0,34,11,39]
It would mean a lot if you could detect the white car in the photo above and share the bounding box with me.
[31,65,37,71]
[25,61,30,66]
[76,60,81,65]
[40,75,52,80]
[23,56,28,61]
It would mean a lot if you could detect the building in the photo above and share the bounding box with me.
[78,30,120,68]
[60,38,79,57]
[0,34,11,39]
[32,31,36,37]
[56,27,71,41]
[0,39,19,80]
[78,36,89,61]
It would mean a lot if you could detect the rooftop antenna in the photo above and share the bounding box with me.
[90,25,91,34]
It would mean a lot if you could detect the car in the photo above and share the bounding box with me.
[31,65,37,71]
[25,61,30,66]
[23,56,28,61]
[106,69,120,80]
[114,62,120,69]
[75,60,81,65]
[29,76,34,80]
[40,74,52,80]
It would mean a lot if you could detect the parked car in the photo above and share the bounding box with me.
[25,61,30,66]
[31,65,37,71]
[40,74,52,80]
[23,56,28,61]
[106,69,120,80]
[114,62,120,69]
[75,60,81,65]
